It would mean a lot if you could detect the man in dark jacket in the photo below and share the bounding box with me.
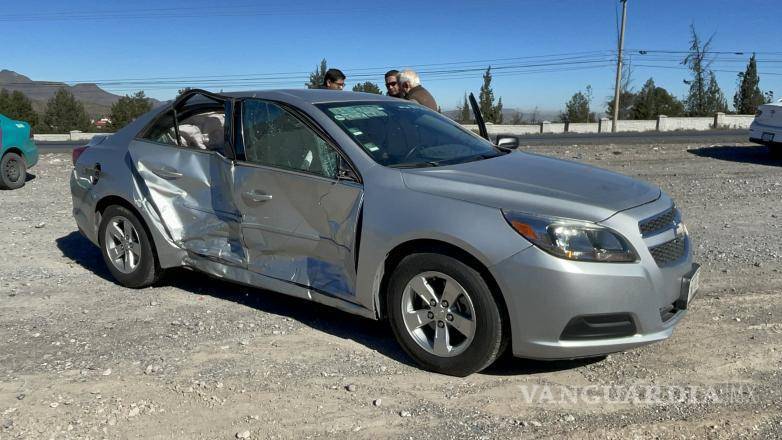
[322,69,346,90]
[398,69,437,111]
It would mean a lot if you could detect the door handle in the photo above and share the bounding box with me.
[151,166,183,180]
[244,190,273,202]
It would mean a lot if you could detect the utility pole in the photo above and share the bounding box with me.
[611,0,628,132]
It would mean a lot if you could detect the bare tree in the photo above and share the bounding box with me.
[682,24,720,116]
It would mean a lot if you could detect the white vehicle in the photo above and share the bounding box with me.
[749,100,782,157]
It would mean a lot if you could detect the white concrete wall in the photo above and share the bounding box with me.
[662,117,713,131]
[615,120,657,132]
[541,122,566,134]
[717,114,754,129]
[567,122,600,133]
[34,132,107,142]
[463,124,540,135]
[33,134,71,142]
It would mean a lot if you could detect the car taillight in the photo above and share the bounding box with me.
[72,146,88,166]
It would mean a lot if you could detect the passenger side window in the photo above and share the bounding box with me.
[141,110,179,146]
[241,100,338,179]
[140,94,227,153]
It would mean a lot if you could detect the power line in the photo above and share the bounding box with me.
[632,64,782,76]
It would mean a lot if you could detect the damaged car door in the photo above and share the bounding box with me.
[129,91,245,265]
[233,99,363,299]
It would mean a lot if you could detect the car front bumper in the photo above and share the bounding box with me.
[491,240,696,360]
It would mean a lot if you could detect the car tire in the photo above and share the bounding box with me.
[387,253,506,376]
[98,205,161,288]
[0,152,27,190]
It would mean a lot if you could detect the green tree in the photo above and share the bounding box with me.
[733,54,766,114]
[459,93,471,123]
[0,89,39,126]
[605,90,637,120]
[561,85,594,123]
[110,91,153,130]
[705,71,728,114]
[306,59,328,89]
[479,66,503,123]
[630,78,684,119]
[351,81,381,94]
[43,87,91,133]
[682,24,717,116]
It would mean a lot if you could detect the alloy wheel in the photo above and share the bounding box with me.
[104,216,141,274]
[400,271,477,357]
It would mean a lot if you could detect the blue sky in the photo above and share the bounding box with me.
[3,0,781,112]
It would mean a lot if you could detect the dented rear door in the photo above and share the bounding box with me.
[128,139,245,266]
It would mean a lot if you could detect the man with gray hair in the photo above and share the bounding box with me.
[398,69,438,111]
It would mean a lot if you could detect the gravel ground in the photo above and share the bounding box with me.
[0,142,781,439]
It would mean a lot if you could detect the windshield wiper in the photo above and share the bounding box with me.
[432,152,502,166]
[389,161,439,169]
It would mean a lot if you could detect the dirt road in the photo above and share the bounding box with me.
[1,142,780,439]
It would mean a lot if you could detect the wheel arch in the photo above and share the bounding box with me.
[2,147,26,163]
[376,239,511,339]
[95,195,160,260]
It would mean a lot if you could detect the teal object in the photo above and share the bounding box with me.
[0,113,39,169]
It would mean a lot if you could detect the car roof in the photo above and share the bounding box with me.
[220,89,399,104]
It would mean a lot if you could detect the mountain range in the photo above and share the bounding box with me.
[0,69,132,118]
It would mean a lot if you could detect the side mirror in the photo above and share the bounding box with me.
[495,136,519,150]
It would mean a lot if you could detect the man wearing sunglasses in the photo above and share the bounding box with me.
[384,69,404,98]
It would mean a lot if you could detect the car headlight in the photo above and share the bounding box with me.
[502,210,638,262]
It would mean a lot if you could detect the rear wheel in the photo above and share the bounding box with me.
[98,205,161,288]
[387,253,506,376]
[0,152,26,190]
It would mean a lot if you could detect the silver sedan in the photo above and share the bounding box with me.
[70,89,699,376]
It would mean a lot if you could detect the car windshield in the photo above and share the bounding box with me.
[316,101,501,167]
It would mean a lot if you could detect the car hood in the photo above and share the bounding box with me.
[400,151,660,222]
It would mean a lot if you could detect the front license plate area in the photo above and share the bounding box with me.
[676,263,701,310]
[762,132,775,143]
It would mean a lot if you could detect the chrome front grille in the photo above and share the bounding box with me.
[639,207,676,237]
[649,237,686,266]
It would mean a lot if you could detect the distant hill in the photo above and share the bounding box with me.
[0,69,156,118]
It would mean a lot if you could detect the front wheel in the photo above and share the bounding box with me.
[98,205,161,288]
[0,152,27,190]
[387,253,506,376]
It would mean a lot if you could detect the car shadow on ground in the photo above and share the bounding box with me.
[483,353,604,376]
[56,231,114,282]
[57,230,607,375]
[688,144,782,166]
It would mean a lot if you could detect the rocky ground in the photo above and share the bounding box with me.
[0,142,780,439]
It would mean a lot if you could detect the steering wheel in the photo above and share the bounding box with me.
[401,144,424,162]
